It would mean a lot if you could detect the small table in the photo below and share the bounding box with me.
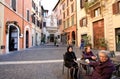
[79,60,91,75]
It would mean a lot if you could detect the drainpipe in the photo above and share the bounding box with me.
[75,0,78,47]
[22,0,24,49]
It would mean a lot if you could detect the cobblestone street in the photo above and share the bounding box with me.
[0,44,120,79]
[0,44,83,79]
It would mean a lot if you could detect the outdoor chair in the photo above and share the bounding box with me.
[109,51,120,76]
[113,63,120,76]
[109,51,116,58]
[62,54,75,79]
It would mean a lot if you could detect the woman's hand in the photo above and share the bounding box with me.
[91,56,97,60]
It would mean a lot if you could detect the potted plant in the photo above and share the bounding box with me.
[84,35,92,48]
[98,38,108,50]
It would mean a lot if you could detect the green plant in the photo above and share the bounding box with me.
[98,38,108,49]
[83,35,92,47]
[84,0,99,13]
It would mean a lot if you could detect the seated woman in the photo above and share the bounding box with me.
[82,46,96,61]
[86,50,115,79]
[81,46,97,70]
[64,46,78,79]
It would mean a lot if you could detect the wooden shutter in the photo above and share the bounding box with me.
[80,19,83,27]
[90,10,94,18]
[85,17,87,26]
[112,2,119,14]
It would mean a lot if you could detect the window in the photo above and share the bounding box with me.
[63,12,65,19]
[11,0,16,11]
[62,4,65,10]
[39,1,41,7]
[39,12,41,17]
[27,10,30,21]
[71,15,74,26]
[67,18,69,27]
[58,19,62,25]
[67,0,69,6]
[71,4,74,13]
[113,1,120,14]
[37,20,40,27]
[67,8,69,16]
[80,0,87,9]
[43,22,46,27]
[119,2,120,12]
[31,15,35,24]
[94,8,101,17]
[32,0,35,10]
[63,21,66,28]
[80,17,87,27]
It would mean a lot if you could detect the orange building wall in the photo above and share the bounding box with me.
[3,0,32,52]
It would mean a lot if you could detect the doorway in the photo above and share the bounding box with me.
[50,34,54,42]
[72,31,75,45]
[26,31,29,48]
[116,28,120,51]
[93,19,104,49]
[9,25,18,51]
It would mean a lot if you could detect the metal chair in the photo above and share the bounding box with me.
[62,54,75,79]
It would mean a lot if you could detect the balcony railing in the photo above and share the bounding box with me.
[84,0,106,13]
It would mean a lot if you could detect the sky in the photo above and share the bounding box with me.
[41,0,59,15]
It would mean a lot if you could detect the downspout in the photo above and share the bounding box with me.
[75,0,78,47]
[22,0,24,49]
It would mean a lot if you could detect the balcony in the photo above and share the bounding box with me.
[60,0,65,3]
[84,0,106,13]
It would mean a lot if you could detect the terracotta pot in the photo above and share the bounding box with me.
[99,47,107,50]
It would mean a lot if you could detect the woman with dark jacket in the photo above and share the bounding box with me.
[64,46,78,79]
[82,46,96,61]
[81,46,97,70]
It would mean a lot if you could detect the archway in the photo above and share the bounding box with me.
[26,31,29,48]
[9,25,18,51]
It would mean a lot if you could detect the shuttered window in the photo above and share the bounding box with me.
[90,9,94,18]
[112,1,120,14]
[80,17,87,27]
[80,0,87,9]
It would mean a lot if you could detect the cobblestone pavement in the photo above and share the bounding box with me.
[0,44,87,79]
[0,44,119,79]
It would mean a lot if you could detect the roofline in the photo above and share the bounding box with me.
[52,0,60,11]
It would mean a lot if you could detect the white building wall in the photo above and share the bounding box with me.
[0,1,4,54]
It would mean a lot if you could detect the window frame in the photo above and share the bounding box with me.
[94,7,101,17]
[27,10,30,21]
[11,0,16,11]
